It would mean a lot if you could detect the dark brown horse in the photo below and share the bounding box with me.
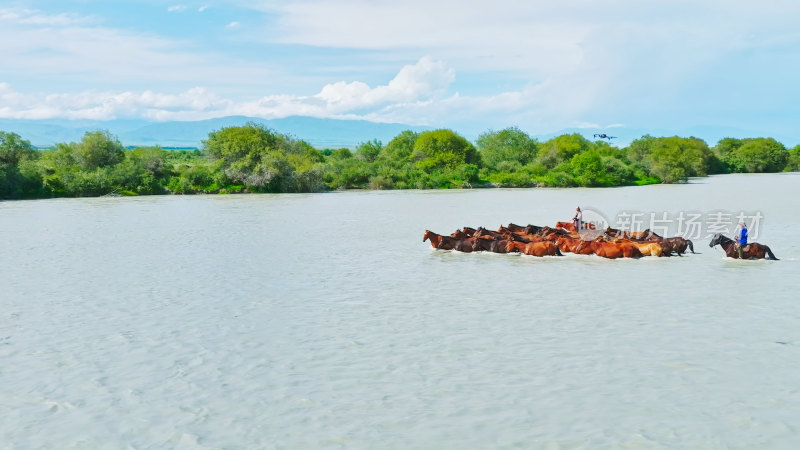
[474,226,503,239]
[472,236,512,253]
[540,226,571,242]
[709,233,778,260]
[604,227,654,241]
[644,231,695,254]
[505,223,545,235]
[505,223,528,232]
[461,227,478,237]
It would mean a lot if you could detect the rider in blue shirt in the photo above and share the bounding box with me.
[736,222,748,259]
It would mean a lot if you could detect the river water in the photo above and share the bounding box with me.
[1,173,799,449]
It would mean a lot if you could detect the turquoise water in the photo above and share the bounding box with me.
[1,173,799,448]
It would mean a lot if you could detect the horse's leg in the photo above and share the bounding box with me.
[766,246,779,260]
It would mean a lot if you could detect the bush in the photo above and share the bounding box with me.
[476,127,538,170]
[717,138,789,173]
[627,136,716,183]
[411,129,479,172]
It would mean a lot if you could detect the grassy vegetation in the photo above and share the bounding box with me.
[1,124,798,199]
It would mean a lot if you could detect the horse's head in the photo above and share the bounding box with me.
[423,230,432,242]
[709,233,722,248]
[450,229,466,239]
[504,240,519,252]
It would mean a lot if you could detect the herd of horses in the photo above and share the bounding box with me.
[423,222,779,260]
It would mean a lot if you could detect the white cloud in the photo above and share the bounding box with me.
[226,21,240,29]
[167,5,187,13]
[198,5,210,12]
[0,58,490,124]
[246,0,800,128]
[0,7,90,26]
[0,6,273,88]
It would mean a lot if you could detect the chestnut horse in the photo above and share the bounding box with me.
[556,221,576,232]
[611,238,664,257]
[604,227,654,240]
[423,230,443,248]
[424,230,474,252]
[709,233,778,260]
[555,236,593,254]
[575,239,642,259]
[505,240,563,256]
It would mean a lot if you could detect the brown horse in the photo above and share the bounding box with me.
[644,231,695,254]
[505,240,563,256]
[554,236,592,254]
[423,230,443,248]
[450,229,467,239]
[472,236,512,253]
[436,235,474,252]
[709,234,778,260]
[575,239,642,259]
[474,226,503,239]
[611,238,664,257]
[461,227,477,237]
[540,226,571,242]
[604,227,654,240]
[556,221,576,232]
[505,223,545,235]
[505,223,527,232]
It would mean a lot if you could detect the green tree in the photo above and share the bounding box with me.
[203,122,323,192]
[787,145,800,171]
[112,147,172,194]
[356,139,382,162]
[724,138,788,173]
[626,136,716,183]
[476,127,538,171]
[381,130,418,161]
[411,129,478,172]
[73,131,125,170]
[0,131,41,198]
[536,133,591,169]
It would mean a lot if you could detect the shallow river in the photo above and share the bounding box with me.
[2,173,800,449]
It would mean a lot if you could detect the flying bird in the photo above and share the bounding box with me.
[593,133,617,140]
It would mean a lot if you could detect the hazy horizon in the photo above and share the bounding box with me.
[1,1,799,141]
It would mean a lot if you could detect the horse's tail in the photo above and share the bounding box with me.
[766,246,779,261]
[687,239,695,254]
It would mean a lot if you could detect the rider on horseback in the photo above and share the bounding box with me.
[573,207,582,232]
[735,221,748,259]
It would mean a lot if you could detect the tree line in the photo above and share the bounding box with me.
[1,124,799,199]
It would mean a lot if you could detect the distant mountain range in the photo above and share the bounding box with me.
[0,116,431,149]
[0,116,796,149]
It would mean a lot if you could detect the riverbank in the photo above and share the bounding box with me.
[1,124,797,199]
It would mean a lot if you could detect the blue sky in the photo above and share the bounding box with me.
[1,0,799,138]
